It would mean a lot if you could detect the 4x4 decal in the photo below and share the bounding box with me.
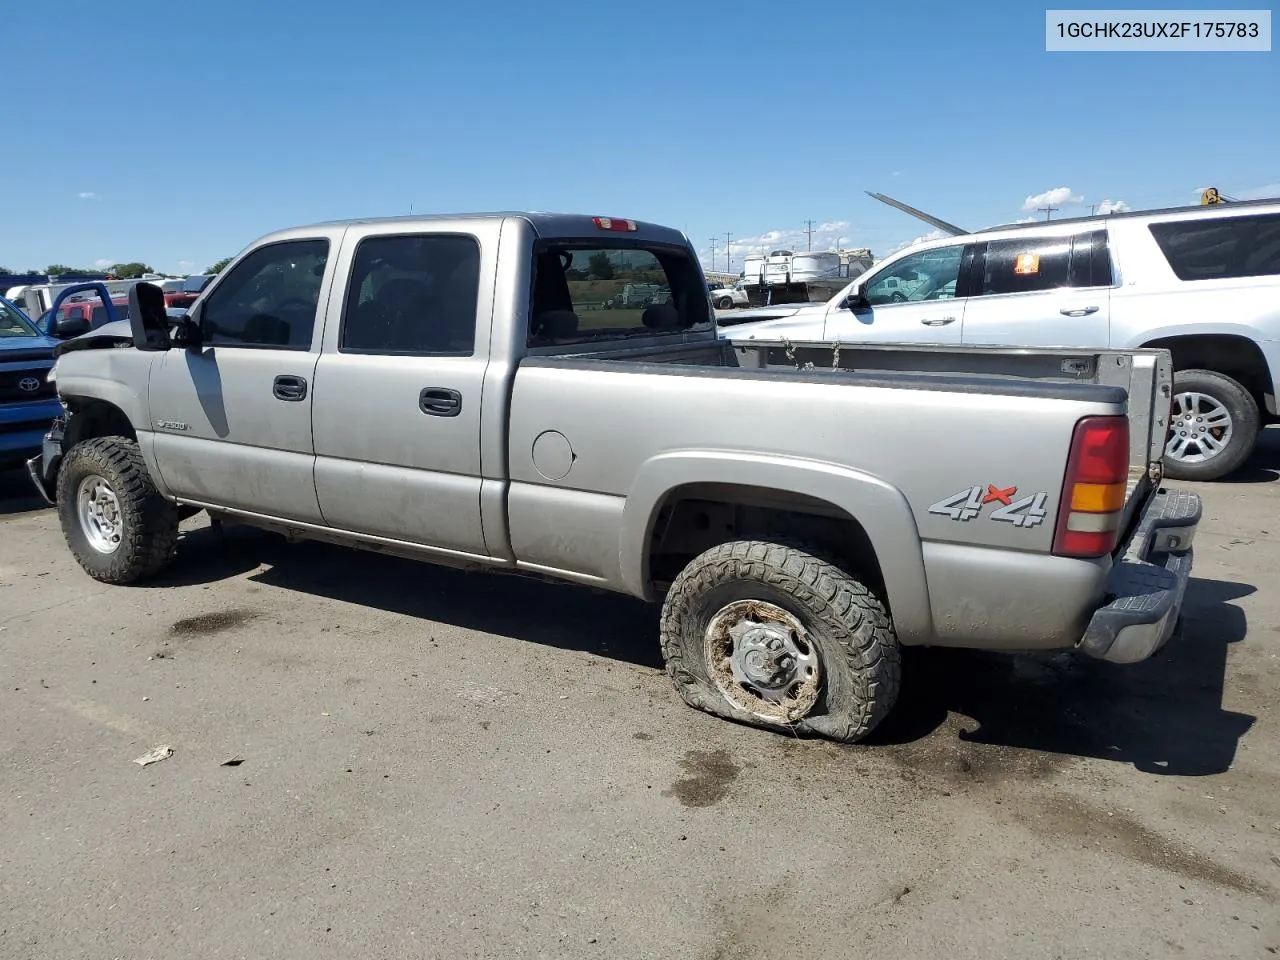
[929,485,1049,529]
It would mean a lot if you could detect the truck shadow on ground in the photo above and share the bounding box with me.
[0,468,48,516]
[152,523,666,668]
[1217,424,1280,484]
[867,575,1257,776]
[154,524,1255,778]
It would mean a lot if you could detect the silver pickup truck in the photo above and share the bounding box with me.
[27,213,1201,743]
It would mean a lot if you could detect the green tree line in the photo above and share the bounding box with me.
[0,262,156,278]
[2,259,237,277]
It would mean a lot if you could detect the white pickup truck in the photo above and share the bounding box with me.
[29,212,1200,743]
[725,199,1280,481]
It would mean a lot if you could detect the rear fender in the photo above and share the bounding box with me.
[621,450,934,644]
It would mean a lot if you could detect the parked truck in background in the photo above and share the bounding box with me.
[724,199,1280,481]
[28,212,1198,743]
[0,296,64,472]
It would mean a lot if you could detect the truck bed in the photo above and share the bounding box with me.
[509,337,1146,650]
[556,337,1170,478]
[516,335,1170,602]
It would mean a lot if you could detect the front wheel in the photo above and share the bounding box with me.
[716,296,734,310]
[1162,369,1259,481]
[659,540,901,742]
[56,436,179,584]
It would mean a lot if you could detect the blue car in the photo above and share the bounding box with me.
[0,296,63,472]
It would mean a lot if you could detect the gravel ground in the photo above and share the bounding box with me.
[1,433,1277,960]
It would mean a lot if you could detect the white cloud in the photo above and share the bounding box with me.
[1093,199,1130,214]
[1021,186,1082,213]
[1236,182,1280,201]
[177,260,195,273]
[888,229,945,254]
[77,191,98,200]
[1014,216,1038,223]
[891,170,902,177]
[93,258,113,269]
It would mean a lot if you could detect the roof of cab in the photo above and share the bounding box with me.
[264,212,689,244]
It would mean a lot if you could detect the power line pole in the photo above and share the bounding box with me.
[708,238,718,273]
[804,220,816,250]
[725,232,733,274]
[1038,204,1059,220]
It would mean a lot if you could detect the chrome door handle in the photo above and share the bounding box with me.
[921,316,957,326]
[1060,306,1100,317]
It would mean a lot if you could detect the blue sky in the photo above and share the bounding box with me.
[0,0,1275,277]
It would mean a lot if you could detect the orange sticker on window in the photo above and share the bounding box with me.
[1014,253,1040,275]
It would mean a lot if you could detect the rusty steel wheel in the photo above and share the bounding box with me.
[659,540,901,743]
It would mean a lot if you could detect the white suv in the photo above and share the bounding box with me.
[725,199,1280,481]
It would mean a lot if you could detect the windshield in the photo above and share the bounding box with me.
[528,240,713,346]
[0,298,38,338]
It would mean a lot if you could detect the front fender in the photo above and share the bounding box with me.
[620,450,934,645]
[55,349,170,496]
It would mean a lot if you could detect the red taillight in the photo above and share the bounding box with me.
[1053,415,1129,559]
[592,216,638,232]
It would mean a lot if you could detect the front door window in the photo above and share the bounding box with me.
[864,246,964,305]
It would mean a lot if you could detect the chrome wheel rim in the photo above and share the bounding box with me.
[704,599,821,723]
[1165,391,1233,464]
[76,474,124,554]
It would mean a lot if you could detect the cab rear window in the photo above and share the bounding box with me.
[57,302,129,327]
[528,241,712,346]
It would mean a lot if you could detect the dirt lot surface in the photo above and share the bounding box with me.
[2,434,1278,960]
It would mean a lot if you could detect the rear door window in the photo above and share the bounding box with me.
[1065,230,1114,288]
[528,243,712,345]
[979,237,1072,295]
[340,234,481,355]
[1148,213,1280,280]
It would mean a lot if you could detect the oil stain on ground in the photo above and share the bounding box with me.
[170,609,258,636]
[665,749,740,808]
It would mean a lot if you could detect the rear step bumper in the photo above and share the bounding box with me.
[1078,487,1201,665]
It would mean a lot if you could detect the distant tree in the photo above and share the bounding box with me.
[46,264,84,276]
[108,262,155,279]
[564,267,587,281]
[0,266,11,275]
[206,257,234,275]
[587,252,614,280]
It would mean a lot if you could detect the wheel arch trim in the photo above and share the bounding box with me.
[620,449,934,644]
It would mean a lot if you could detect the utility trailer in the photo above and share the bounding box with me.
[741,251,874,308]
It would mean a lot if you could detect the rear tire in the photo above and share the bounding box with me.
[56,436,179,584]
[1162,369,1259,481]
[659,540,901,743]
[717,296,734,310]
